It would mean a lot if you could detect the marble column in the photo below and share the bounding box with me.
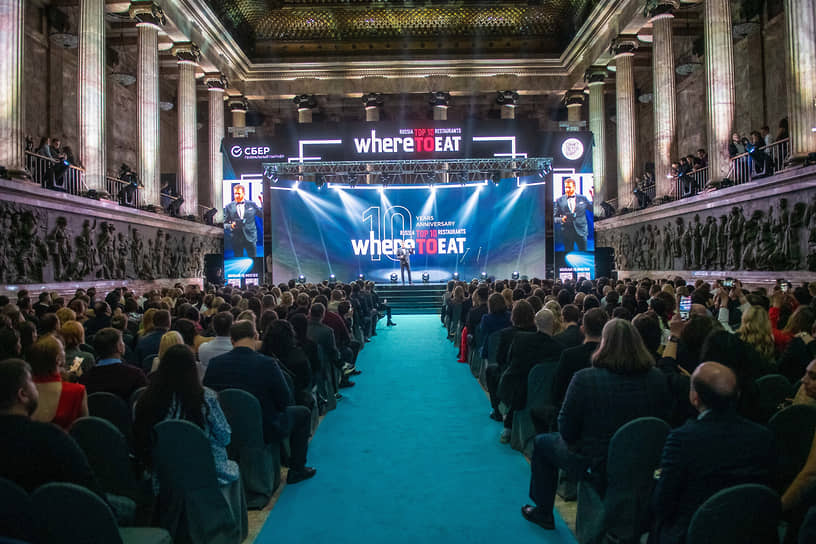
[650,1,679,199]
[785,0,816,161]
[174,43,199,217]
[586,68,608,215]
[78,0,106,191]
[363,93,382,122]
[207,75,226,220]
[430,92,450,120]
[130,2,165,208]
[0,0,24,173]
[704,0,736,182]
[565,90,585,128]
[229,97,248,139]
[613,37,638,209]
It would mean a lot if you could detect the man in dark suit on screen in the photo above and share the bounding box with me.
[554,178,592,252]
[223,184,261,258]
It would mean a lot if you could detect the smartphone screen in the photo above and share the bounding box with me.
[679,296,692,319]
[722,279,734,288]
[781,283,789,293]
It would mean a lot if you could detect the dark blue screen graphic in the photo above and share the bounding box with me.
[268,179,547,283]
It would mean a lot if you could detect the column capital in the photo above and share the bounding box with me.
[362,92,383,109]
[585,67,608,85]
[229,97,248,113]
[205,74,228,92]
[645,0,679,21]
[611,36,639,58]
[429,91,451,108]
[172,42,200,65]
[129,2,166,29]
[564,90,586,107]
[293,94,317,111]
[496,90,519,107]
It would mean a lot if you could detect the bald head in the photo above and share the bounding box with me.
[690,361,739,413]
[535,308,555,336]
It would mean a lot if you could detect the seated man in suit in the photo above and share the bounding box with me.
[307,303,345,392]
[553,304,584,349]
[552,308,608,408]
[649,362,776,544]
[80,327,147,401]
[203,320,316,484]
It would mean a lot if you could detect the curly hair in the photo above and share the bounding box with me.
[736,305,775,362]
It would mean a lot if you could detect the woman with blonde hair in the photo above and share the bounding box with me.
[28,335,88,430]
[150,330,185,373]
[138,308,157,339]
[60,320,95,379]
[502,288,514,311]
[736,305,776,366]
[55,307,77,326]
[544,300,564,335]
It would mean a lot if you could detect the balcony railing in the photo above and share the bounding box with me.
[672,166,710,199]
[728,137,789,186]
[25,151,87,196]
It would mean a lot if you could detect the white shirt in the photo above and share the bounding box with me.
[568,195,576,213]
[198,336,234,379]
[236,202,245,220]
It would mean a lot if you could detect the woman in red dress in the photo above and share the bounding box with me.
[28,335,88,430]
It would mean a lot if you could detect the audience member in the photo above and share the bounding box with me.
[28,335,88,430]
[650,362,775,544]
[80,327,147,401]
[552,308,608,408]
[198,311,234,379]
[554,304,583,348]
[203,320,316,484]
[135,309,171,370]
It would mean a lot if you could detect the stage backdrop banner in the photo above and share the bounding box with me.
[222,179,264,287]
[553,172,595,280]
[268,179,547,283]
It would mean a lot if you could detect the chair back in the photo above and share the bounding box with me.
[768,404,816,491]
[756,374,792,422]
[70,416,140,500]
[790,378,803,397]
[218,389,265,456]
[604,417,670,539]
[526,360,560,425]
[486,331,502,365]
[31,482,123,544]
[686,484,780,544]
[129,386,146,418]
[0,478,37,542]
[448,304,463,336]
[87,391,133,443]
[153,419,219,492]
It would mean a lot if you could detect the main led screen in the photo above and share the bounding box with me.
[268,179,547,283]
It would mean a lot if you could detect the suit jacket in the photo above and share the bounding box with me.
[554,194,592,238]
[495,325,538,371]
[552,341,599,408]
[554,324,584,349]
[778,337,816,383]
[224,199,262,245]
[466,304,489,335]
[559,367,672,462]
[135,328,168,371]
[650,410,776,544]
[203,346,294,443]
[307,319,340,371]
[498,331,564,409]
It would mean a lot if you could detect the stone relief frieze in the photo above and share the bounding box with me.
[0,201,222,284]
[596,192,816,273]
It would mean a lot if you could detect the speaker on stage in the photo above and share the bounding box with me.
[595,247,615,279]
[204,254,224,285]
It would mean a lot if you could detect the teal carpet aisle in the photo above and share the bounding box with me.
[256,315,577,544]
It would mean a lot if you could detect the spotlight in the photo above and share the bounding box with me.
[452,272,459,280]
[491,172,501,185]
[422,273,430,283]
[512,271,520,280]
[315,174,324,188]
[329,274,336,282]
[390,273,398,283]
[203,208,217,225]
[480,272,488,280]
[358,273,365,280]
[297,274,306,284]
[538,163,552,179]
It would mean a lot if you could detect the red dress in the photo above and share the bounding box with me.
[33,373,86,430]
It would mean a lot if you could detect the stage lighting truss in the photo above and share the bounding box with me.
[262,158,553,187]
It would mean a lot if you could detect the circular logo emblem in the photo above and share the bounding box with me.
[561,138,584,161]
[230,145,243,158]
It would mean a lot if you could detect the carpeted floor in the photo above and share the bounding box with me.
[255,314,577,543]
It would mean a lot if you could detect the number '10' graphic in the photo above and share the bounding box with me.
[362,206,413,262]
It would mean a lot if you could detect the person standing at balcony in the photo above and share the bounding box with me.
[35,138,53,159]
